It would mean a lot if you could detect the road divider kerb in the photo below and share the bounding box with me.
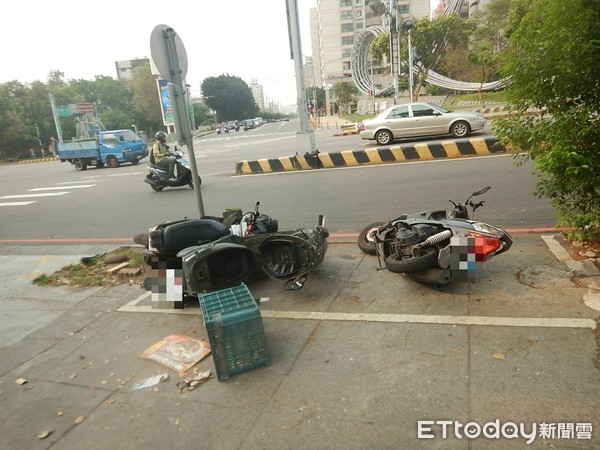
[18,156,59,164]
[234,136,519,175]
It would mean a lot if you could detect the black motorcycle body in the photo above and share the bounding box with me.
[144,149,199,192]
[358,187,512,286]
[145,203,328,292]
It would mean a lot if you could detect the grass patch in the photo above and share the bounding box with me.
[33,246,149,288]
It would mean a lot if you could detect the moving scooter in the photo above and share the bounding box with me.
[144,148,200,192]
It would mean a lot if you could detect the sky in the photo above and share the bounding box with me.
[4,0,318,107]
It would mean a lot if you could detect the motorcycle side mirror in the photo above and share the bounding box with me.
[285,276,307,291]
[472,186,491,197]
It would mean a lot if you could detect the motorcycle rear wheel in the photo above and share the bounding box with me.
[384,246,439,273]
[357,222,385,255]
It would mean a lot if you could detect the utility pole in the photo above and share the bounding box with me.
[48,92,63,144]
[286,0,316,153]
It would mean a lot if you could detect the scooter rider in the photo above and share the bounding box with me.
[152,131,177,179]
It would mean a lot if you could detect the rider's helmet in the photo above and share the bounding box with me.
[155,131,167,142]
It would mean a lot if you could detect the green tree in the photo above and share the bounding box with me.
[332,81,359,114]
[370,32,390,68]
[467,0,511,108]
[201,75,258,122]
[0,81,30,159]
[131,64,163,134]
[411,14,476,100]
[494,0,600,239]
[305,87,325,114]
[192,102,213,127]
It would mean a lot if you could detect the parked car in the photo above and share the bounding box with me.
[223,121,237,133]
[359,102,486,145]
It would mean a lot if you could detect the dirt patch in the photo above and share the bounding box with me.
[32,246,150,288]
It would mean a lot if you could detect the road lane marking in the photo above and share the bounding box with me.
[106,172,142,177]
[55,181,102,184]
[260,311,596,329]
[119,292,595,328]
[1,193,68,199]
[28,185,95,191]
[0,201,36,207]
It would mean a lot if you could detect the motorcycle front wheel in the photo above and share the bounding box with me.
[188,174,201,188]
[357,222,385,255]
[384,246,439,273]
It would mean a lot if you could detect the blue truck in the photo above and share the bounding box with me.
[57,130,148,171]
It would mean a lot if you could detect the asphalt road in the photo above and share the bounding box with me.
[0,122,553,243]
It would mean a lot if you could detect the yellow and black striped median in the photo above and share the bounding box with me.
[18,156,59,164]
[235,136,516,175]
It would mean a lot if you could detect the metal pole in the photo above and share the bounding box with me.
[35,124,44,154]
[408,28,414,102]
[401,18,415,103]
[286,0,316,152]
[389,30,400,104]
[48,92,63,144]
[371,61,376,114]
[163,28,205,217]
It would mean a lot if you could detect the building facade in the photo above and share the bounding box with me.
[249,79,265,111]
[309,0,430,112]
[115,58,150,81]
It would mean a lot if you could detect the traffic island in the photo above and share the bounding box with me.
[234,136,519,175]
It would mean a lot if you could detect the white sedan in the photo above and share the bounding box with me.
[360,102,486,145]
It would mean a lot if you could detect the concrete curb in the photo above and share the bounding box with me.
[18,156,59,164]
[473,105,512,114]
[235,136,517,175]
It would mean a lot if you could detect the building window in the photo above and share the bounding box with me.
[341,23,354,32]
[341,10,353,19]
[342,36,354,45]
[398,4,409,14]
[343,62,351,71]
[356,22,364,30]
[340,0,352,6]
[342,49,352,58]
[356,9,362,18]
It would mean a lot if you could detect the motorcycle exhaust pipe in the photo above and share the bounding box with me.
[416,230,452,248]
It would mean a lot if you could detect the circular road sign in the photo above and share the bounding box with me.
[150,24,188,81]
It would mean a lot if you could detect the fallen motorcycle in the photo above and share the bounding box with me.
[357,187,512,285]
[143,202,329,293]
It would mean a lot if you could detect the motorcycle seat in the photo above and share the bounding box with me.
[150,219,230,255]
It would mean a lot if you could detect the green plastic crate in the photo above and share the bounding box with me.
[198,284,269,380]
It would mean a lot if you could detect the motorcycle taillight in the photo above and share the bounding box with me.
[468,231,501,255]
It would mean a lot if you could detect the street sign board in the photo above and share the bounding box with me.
[156,79,174,126]
[57,106,71,117]
[150,24,188,82]
[77,103,95,114]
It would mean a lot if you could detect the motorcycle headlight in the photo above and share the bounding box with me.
[472,222,502,238]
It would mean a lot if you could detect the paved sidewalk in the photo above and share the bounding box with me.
[0,234,598,449]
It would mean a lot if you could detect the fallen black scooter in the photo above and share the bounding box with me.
[142,202,329,292]
[144,148,200,192]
